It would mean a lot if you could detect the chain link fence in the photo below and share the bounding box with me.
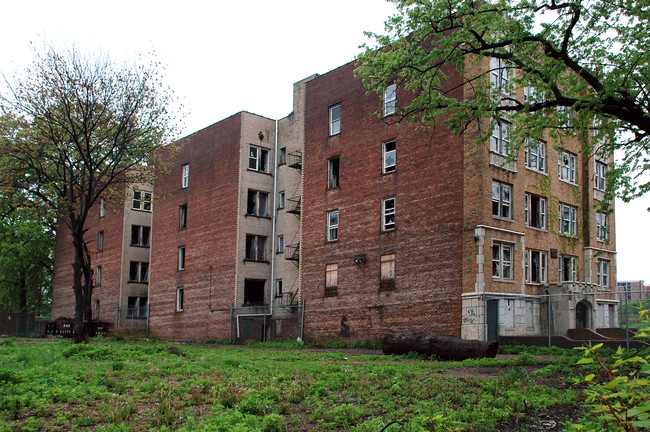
[115,305,150,336]
[0,311,50,337]
[229,300,304,343]
[495,289,650,349]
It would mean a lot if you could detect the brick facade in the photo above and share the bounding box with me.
[51,55,618,343]
[300,61,466,341]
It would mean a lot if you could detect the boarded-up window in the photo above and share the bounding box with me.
[380,254,395,291]
[325,263,338,296]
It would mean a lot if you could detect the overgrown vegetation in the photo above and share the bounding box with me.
[0,338,593,431]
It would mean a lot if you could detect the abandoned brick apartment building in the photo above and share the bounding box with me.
[51,56,617,342]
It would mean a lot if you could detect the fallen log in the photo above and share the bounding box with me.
[382,332,498,360]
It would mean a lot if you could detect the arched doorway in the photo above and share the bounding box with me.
[575,301,590,329]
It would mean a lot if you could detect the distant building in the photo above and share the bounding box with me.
[616,280,648,303]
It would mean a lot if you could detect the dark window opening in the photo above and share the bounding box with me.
[244,279,266,306]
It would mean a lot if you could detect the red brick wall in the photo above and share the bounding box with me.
[301,61,466,342]
[51,198,124,324]
[148,114,243,341]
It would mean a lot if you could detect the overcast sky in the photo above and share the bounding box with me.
[1,0,648,282]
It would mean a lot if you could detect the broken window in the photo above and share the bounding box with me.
[132,190,152,212]
[492,181,512,219]
[558,151,577,183]
[131,225,151,247]
[525,249,547,284]
[244,279,265,306]
[247,190,269,217]
[328,157,339,189]
[560,255,576,282]
[383,141,396,174]
[179,205,187,229]
[129,261,149,283]
[382,198,396,231]
[248,146,270,173]
[127,296,148,318]
[245,235,267,262]
[525,193,546,229]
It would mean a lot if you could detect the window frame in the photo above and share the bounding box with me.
[130,225,151,248]
[181,164,189,188]
[490,57,512,93]
[597,259,610,290]
[245,235,267,262]
[559,203,578,236]
[275,279,283,297]
[178,246,186,271]
[179,205,187,230]
[327,157,339,189]
[278,191,285,209]
[560,255,577,282]
[596,212,609,241]
[248,145,270,173]
[492,180,512,220]
[329,104,341,136]
[325,263,338,296]
[97,231,104,252]
[491,119,511,156]
[382,197,396,231]
[96,265,102,286]
[176,287,184,312]
[492,242,514,281]
[277,235,284,253]
[327,210,339,242]
[524,138,546,173]
[99,198,105,218]
[383,83,396,116]
[524,193,547,230]
[380,253,396,291]
[525,249,547,284]
[558,151,577,184]
[132,190,153,212]
[383,141,396,174]
[128,261,149,283]
[247,189,269,217]
[594,160,607,191]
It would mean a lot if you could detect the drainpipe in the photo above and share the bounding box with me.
[269,119,279,318]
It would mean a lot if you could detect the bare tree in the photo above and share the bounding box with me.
[0,45,179,342]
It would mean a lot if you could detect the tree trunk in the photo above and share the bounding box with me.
[71,226,93,343]
[383,332,498,360]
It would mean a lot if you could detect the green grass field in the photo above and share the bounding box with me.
[0,338,597,431]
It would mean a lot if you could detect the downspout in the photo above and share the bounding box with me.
[269,119,279,317]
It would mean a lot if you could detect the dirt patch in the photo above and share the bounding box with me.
[494,404,585,431]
